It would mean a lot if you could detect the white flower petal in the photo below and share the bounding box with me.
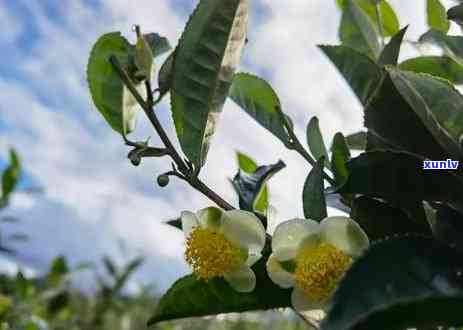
[246,252,262,267]
[266,254,295,289]
[220,210,266,252]
[196,207,223,229]
[181,211,199,238]
[272,219,320,261]
[291,289,325,312]
[266,205,280,234]
[320,216,369,258]
[224,265,256,293]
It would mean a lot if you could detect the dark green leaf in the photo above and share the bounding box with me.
[148,258,291,325]
[171,0,249,168]
[157,50,175,97]
[339,150,463,201]
[386,67,463,157]
[319,45,383,106]
[302,158,327,221]
[427,0,450,33]
[229,73,291,147]
[400,56,463,85]
[232,160,285,219]
[307,117,330,168]
[103,256,118,276]
[143,33,172,58]
[1,149,20,204]
[351,196,430,240]
[420,30,463,67]
[87,32,144,135]
[364,68,463,160]
[235,152,268,214]
[323,236,463,330]
[378,26,408,66]
[331,133,351,187]
[339,0,381,59]
[448,4,463,26]
[345,131,367,150]
[165,218,181,230]
[431,204,463,252]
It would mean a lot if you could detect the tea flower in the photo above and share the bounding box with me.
[266,217,369,311]
[182,207,266,293]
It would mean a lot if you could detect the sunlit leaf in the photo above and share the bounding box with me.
[87,32,145,135]
[230,73,292,147]
[427,0,450,33]
[171,0,249,168]
[400,56,463,85]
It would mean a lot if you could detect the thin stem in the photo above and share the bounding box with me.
[110,56,234,211]
[276,107,336,186]
[375,1,385,48]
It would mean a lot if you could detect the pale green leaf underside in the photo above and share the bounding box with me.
[229,73,291,146]
[87,32,144,135]
[171,0,249,168]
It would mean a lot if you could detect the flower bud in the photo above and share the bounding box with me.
[157,174,170,187]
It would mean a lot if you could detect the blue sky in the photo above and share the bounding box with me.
[0,0,450,293]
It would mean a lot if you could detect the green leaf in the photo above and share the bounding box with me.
[148,259,291,325]
[307,117,330,169]
[351,196,430,240]
[378,26,408,66]
[235,152,268,214]
[430,204,463,252]
[319,45,383,106]
[386,67,463,156]
[427,0,450,33]
[302,158,327,221]
[171,0,249,168]
[331,133,351,188]
[339,0,381,59]
[364,68,463,160]
[322,236,463,330]
[134,30,154,81]
[229,73,292,147]
[157,50,175,97]
[143,33,172,58]
[1,149,20,204]
[448,4,463,26]
[331,133,353,207]
[420,30,463,67]
[48,256,69,286]
[165,218,181,230]
[339,150,463,201]
[400,56,463,85]
[236,152,258,173]
[87,32,144,135]
[345,131,367,150]
[337,0,400,37]
[232,160,285,220]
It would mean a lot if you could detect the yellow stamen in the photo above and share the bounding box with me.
[185,227,245,280]
[295,242,352,303]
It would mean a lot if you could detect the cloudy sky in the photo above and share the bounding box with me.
[0,0,456,292]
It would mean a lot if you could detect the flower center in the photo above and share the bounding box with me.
[294,242,352,303]
[185,227,245,280]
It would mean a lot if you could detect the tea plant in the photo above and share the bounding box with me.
[86,0,463,329]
